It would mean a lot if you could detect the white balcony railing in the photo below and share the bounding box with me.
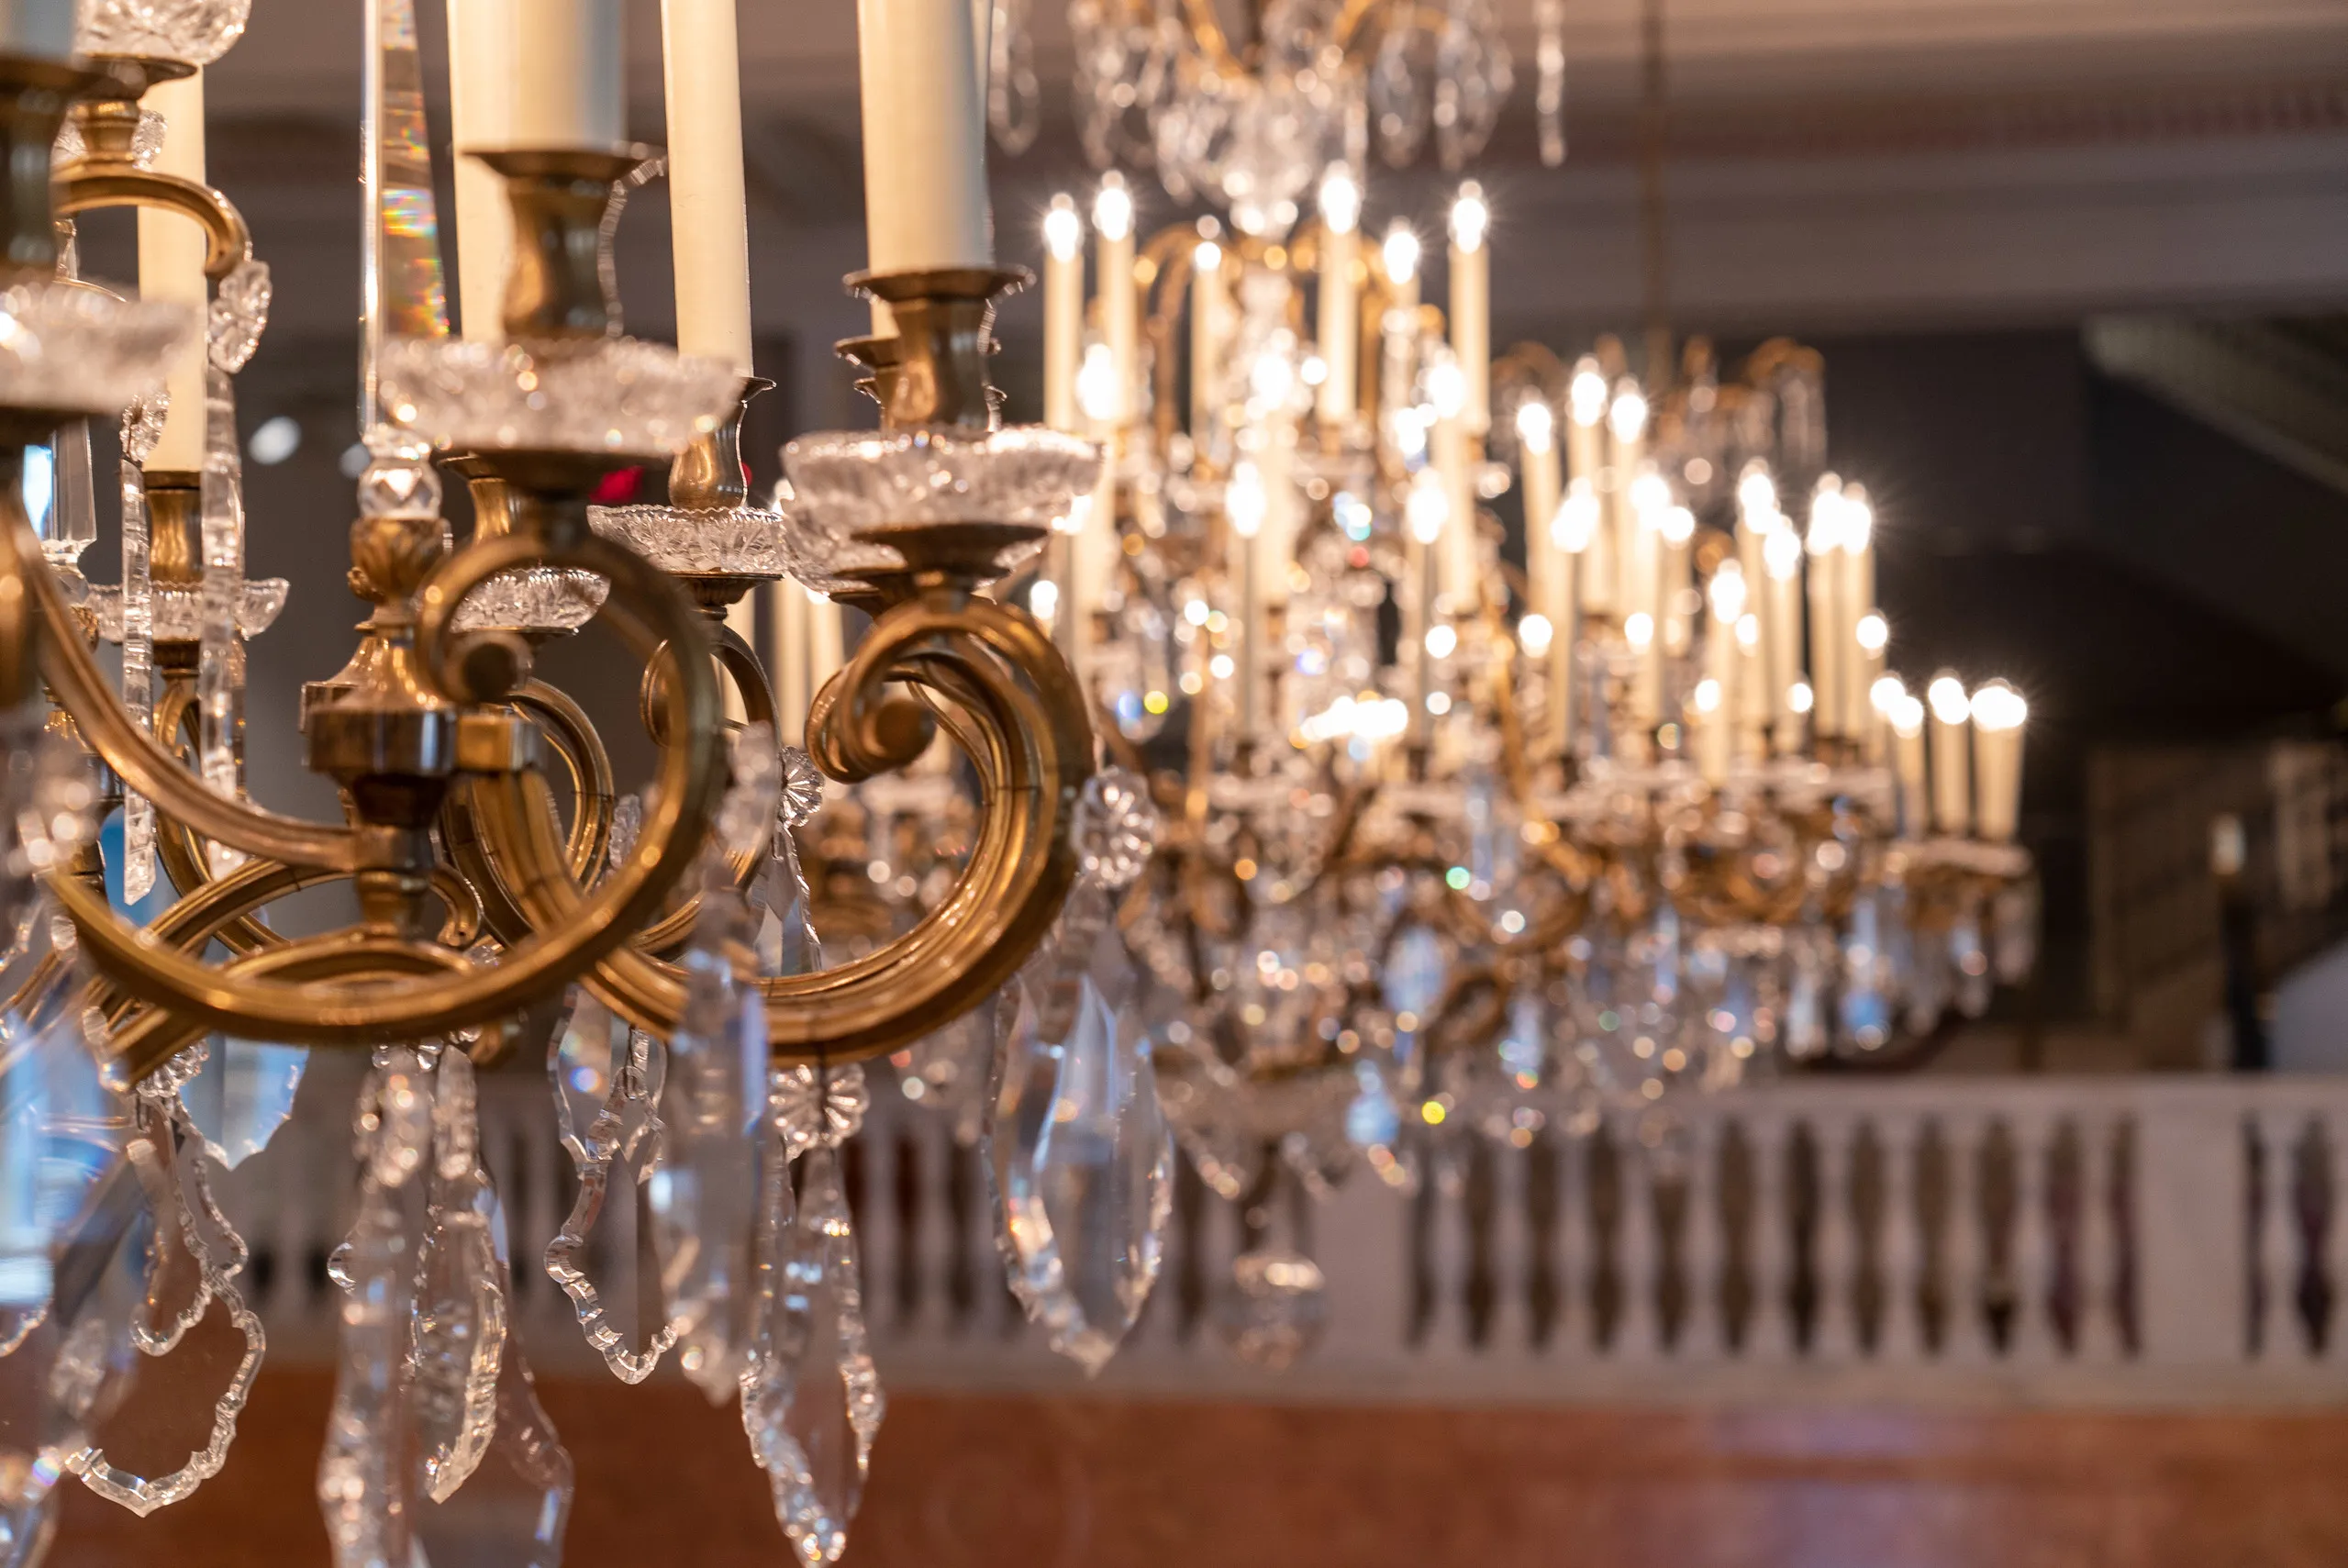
[214,1061,2348,1407]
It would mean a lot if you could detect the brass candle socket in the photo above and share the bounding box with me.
[474,146,651,344]
[848,265,1029,429]
[669,375,771,511]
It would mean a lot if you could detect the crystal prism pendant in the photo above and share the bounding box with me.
[174,1040,306,1171]
[742,1140,882,1567]
[987,912,1174,1374]
[413,1048,506,1503]
[317,1050,433,1568]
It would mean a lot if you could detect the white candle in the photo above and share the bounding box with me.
[1970,680,2028,841]
[1565,361,1611,617]
[1658,504,1695,658]
[1518,399,1562,638]
[1927,673,1972,834]
[1316,166,1360,428]
[1228,459,1266,740]
[139,71,209,474]
[0,0,75,59]
[1069,469,1116,672]
[1447,182,1490,435]
[1551,478,1598,751]
[1840,484,1877,741]
[1190,227,1227,448]
[1891,693,1929,836]
[1092,174,1138,429]
[1041,195,1084,431]
[1259,415,1297,611]
[662,0,754,373]
[857,0,993,272]
[1805,479,1845,740]
[773,580,809,742]
[1762,520,1803,754]
[448,0,516,343]
[1734,611,1766,760]
[1853,612,1889,762]
[511,0,624,146]
[1607,380,1649,619]
[1697,562,1744,785]
[1432,401,1475,610]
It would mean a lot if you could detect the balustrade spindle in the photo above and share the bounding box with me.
[1614,1130,1663,1362]
[1747,1110,1795,1361]
[2248,1108,2291,1358]
[1811,1113,1857,1361]
[1875,1109,1924,1362]
[1679,1114,1726,1360]
[2007,1108,2055,1362]
[2075,1113,2122,1362]
[1941,1111,1992,1364]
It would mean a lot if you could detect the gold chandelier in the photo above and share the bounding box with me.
[0,0,1129,1562]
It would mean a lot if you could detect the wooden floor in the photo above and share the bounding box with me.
[51,1367,2348,1567]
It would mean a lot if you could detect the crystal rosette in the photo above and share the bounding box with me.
[378,337,738,458]
[779,427,1101,590]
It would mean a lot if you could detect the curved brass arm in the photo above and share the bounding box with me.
[56,166,251,280]
[69,522,726,1083]
[6,491,364,873]
[474,589,1093,1063]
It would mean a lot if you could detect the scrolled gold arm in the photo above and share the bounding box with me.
[474,586,1093,1063]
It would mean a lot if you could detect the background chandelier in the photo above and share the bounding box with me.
[988,0,1565,234]
[0,0,1141,1563]
[987,14,2040,1360]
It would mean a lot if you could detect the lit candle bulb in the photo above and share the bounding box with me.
[1566,359,1613,617]
[1552,473,1600,751]
[1428,356,1476,610]
[1228,459,1267,740]
[1734,611,1766,759]
[1519,396,1563,666]
[1448,182,1490,433]
[1659,503,1696,658]
[1095,173,1138,429]
[1041,195,1084,432]
[1841,484,1877,735]
[1890,691,1929,835]
[1697,561,1744,784]
[1763,519,1804,754]
[1190,224,1228,449]
[1970,679,2029,841]
[1317,165,1361,428]
[1927,672,1972,834]
[1805,476,1846,740]
[1608,380,1650,618]
[1854,611,1890,760]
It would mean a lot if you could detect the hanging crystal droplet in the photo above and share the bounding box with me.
[548,990,623,1166]
[173,1040,306,1171]
[649,728,779,1402]
[544,1028,674,1384]
[413,1049,505,1503]
[413,1188,572,1568]
[746,1140,882,1567]
[316,1051,432,1567]
[69,1071,264,1518]
[0,985,133,1562]
[988,911,1174,1375]
[116,405,156,905]
[194,361,250,817]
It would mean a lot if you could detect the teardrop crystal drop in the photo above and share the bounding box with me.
[315,1051,432,1566]
[988,917,1174,1375]
[543,1029,674,1384]
[744,1142,881,1567]
[414,1049,506,1503]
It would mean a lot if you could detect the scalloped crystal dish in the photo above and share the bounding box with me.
[377,337,738,459]
[76,0,251,63]
[588,503,790,578]
[779,427,1100,587]
[88,579,288,643]
[451,566,607,635]
[0,281,196,419]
